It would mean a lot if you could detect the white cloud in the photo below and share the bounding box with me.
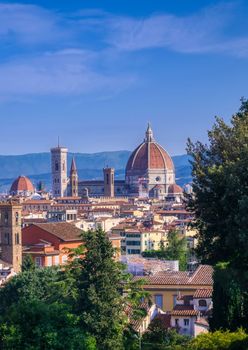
[0,3,66,44]
[104,4,240,54]
[0,2,247,100]
[0,50,135,98]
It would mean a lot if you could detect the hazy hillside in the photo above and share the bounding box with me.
[0,152,191,192]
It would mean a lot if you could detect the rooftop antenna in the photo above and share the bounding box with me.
[58,136,60,148]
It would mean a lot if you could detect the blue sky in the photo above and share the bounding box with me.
[0,0,248,155]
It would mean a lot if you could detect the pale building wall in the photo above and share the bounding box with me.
[171,315,197,337]
[51,147,68,198]
[194,323,209,337]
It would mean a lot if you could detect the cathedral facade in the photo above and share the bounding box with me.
[51,125,182,200]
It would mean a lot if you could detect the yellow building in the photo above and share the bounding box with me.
[121,228,167,255]
[135,265,213,312]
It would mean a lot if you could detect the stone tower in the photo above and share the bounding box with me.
[103,167,114,197]
[0,202,22,273]
[51,145,68,198]
[69,157,78,197]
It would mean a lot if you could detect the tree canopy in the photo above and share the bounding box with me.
[187,99,248,330]
[187,98,248,268]
[0,228,149,350]
[142,229,187,270]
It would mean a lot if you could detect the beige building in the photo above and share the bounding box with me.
[51,146,68,198]
[120,227,167,255]
[0,202,23,273]
[135,265,213,312]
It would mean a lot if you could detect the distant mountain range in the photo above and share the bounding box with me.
[0,152,192,192]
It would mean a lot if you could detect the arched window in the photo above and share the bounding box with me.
[4,212,8,225]
[15,233,20,245]
[199,299,207,307]
[15,212,19,225]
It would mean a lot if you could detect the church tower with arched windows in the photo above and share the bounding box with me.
[51,145,68,197]
[0,202,22,273]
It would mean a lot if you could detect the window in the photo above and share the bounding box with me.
[62,255,68,264]
[106,173,109,185]
[55,162,59,171]
[54,255,60,265]
[154,295,163,309]
[15,212,19,225]
[127,249,140,254]
[4,233,10,245]
[199,299,207,307]
[4,212,8,225]
[184,319,189,327]
[35,257,42,267]
[15,233,20,245]
[46,256,52,266]
[175,319,179,326]
[126,241,140,246]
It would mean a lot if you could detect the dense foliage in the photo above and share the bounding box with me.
[141,318,189,349]
[142,230,188,270]
[188,329,248,350]
[0,228,148,350]
[187,99,248,330]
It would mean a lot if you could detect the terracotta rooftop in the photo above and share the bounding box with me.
[171,309,199,316]
[135,265,213,286]
[32,223,83,242]
[189,265,213,285]
[195,318,209,327]
[168,184,183,194]
[155,314,172,329]
[193,288,213,299]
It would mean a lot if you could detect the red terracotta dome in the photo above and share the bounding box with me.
[126,125,174,172]
[10,176,34,194]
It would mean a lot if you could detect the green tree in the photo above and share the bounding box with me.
[0,301,96,350]
[188,328,248,350]
[70,228,149,350]
[0,267,75,315]
[186,98,248,330]
[187,99,248,267]
[142,230,188,270]
[22,254,36,272]
[165,230,187,270]
[0,230,149,349]
[142,318,189,350]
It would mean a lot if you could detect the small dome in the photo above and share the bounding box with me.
[10,176,34,194]
[31,192,42,200]
[168,184,183,194]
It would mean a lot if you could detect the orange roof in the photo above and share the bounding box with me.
[168,184,183,194]
[30,222,83,242]
[193,288,213,299]
[136,265,213,286]
[171,309,199,316]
